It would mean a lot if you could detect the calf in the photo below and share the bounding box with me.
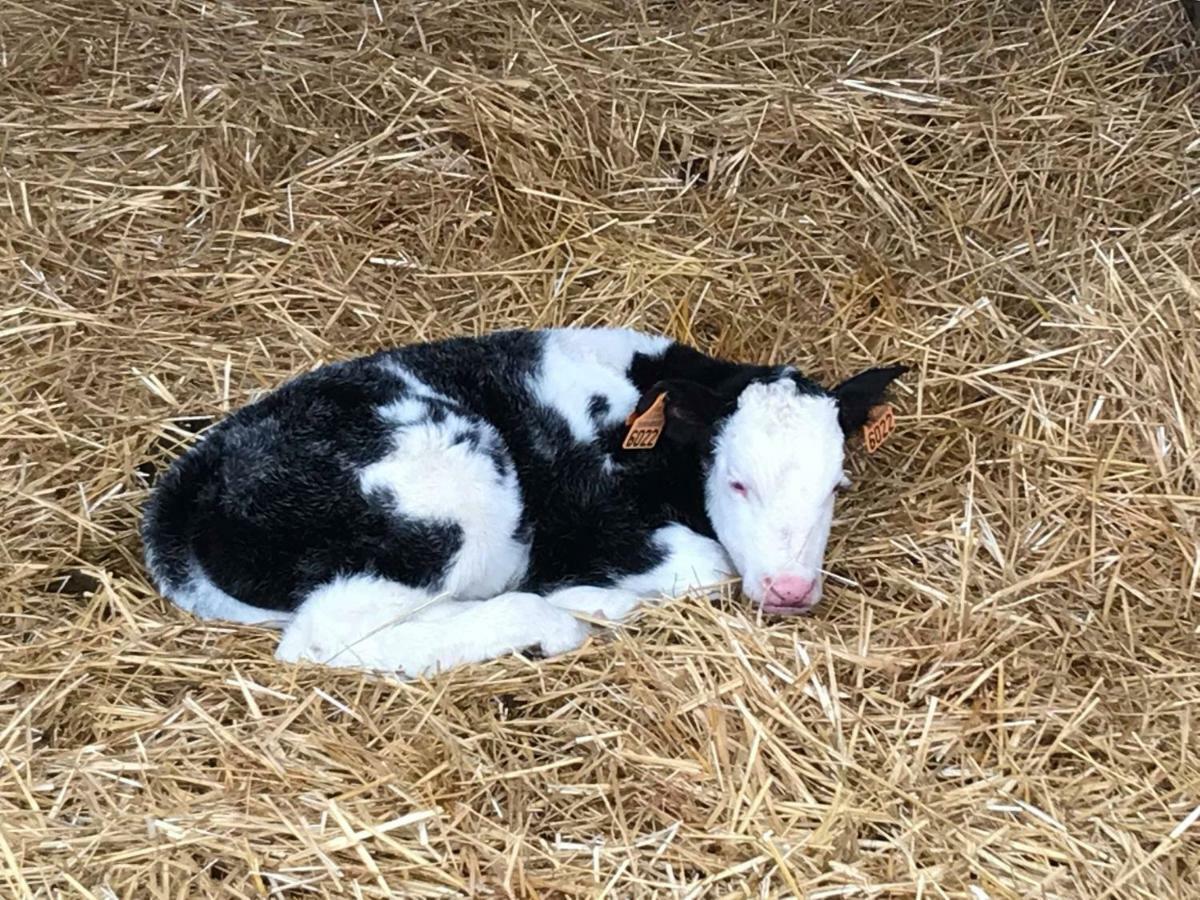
[142,328,905,676]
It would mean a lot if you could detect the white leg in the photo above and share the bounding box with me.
[544,526,736,626]
[277,579,591,677]
[545,585,642,621]
[617,523,735,601]
[276,574,437,669]
[381,592,592,677]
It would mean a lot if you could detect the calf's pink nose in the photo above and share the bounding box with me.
[762,574,816,607]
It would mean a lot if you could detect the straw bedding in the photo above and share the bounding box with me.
[2,1,1199,897]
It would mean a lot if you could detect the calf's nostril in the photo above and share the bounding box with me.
[762,574,815,605]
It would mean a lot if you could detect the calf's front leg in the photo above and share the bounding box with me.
[278,580,591,677]
[545,523,735,623]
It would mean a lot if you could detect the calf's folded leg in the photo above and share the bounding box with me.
[276,576,591,677]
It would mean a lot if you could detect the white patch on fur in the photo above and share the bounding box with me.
[530,328,670,443]
[278,582,590,676]
[617,523,735,600]
[376,358,443,400]
[377,396,428,425]
[704,379,845,607]
[162,563,292,627]
[360,412,528,599]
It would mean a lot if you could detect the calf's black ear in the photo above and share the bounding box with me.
[632,379,730,446]
[832,365,908,435]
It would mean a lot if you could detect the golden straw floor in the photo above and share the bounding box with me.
[2,1,1198,897]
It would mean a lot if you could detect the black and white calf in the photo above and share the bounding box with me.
[142,328,905,677]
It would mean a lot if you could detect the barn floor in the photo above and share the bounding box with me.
[3,2,1199,897]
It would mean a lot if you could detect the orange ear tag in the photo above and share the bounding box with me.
[863,404,896,453]
[623,392,667,450]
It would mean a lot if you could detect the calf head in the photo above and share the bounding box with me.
[636,365,906,614]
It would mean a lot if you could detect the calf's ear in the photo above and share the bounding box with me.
[832,365,908,435]
[632,379,730,446]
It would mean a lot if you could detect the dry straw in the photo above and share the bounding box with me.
[2,0,1199,897]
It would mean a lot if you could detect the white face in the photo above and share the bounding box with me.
[704,379,849,614]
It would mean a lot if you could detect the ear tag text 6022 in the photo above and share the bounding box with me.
[623,392,667,450]
[863,404,895,454]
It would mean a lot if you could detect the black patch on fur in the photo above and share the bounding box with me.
[424,401,449,424]
[587,394,610,422]
[453,428,482,452]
